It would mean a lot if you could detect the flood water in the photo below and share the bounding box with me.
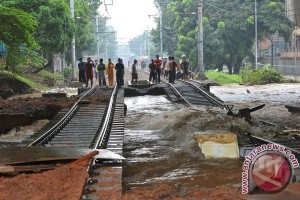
[123,95,243,190]
[123,83,300,191]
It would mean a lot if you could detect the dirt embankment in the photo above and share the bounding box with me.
[0,97,77,134]
[0,74,32,99]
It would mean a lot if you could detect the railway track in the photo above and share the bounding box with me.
[139,69,300,159]
[27,85,103,147]
[25,84,125,199]
[171,79,227,109]
[139,69,228,109]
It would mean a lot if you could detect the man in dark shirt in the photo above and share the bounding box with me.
[115,58,124,87]
[78,58,86,83]
[149,59,156,83]
[85,57,94,88]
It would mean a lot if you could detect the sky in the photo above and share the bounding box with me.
[99,0,158,43]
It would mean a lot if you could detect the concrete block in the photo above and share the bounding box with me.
[195,131,239,158]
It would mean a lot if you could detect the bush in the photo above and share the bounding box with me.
[240,64,283,85]
[63,67,72,79]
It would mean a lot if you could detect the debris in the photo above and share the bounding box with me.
[285,104,300,113]
[227,104,265,120]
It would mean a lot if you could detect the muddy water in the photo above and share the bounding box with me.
[0,120,49,144]
[211,83,300,136]
[123,95,243,190]
[123,83,300,191]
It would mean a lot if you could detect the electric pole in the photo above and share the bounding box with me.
[255,0,258,68]
[70,0,76,81]
[198,0,204,78]
[159,2,163,57]
[95,15,100,60]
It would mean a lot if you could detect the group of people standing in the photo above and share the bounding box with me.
[78,57,124,88]
[148,55,190,84]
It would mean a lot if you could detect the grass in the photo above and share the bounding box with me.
[0,70,48,91]
[205,70,242,85]
[38,69,63,80]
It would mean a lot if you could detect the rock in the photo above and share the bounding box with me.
[194,131,239,158]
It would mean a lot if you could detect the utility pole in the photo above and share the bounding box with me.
[159,1,163,57]
[198,0,204,78]
[95,15,100,60]
[255,0,258,68]
[70,0,76,81]
[105,36,108,60]
[271,34,274,67]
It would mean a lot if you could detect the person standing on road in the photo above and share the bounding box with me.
[85,57,94,88]
[115,58,124,87]
[106,58,115,86]
[131,59,138,83]
[154,55,162,84]
[97,58,106,87]
[78,58,86,84]
[149,59,156,83]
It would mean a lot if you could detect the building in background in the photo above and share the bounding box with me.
[260,0,300,77]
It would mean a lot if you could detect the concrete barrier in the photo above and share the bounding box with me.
[195,131,239,158]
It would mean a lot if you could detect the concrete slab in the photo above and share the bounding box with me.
[195,131,239,158]
[127,80,155,89]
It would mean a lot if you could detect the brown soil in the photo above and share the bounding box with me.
[0,161,89,200]
[122,183,246,200]
[0,97,77,134]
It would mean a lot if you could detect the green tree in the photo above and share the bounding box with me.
[152,0,293,74]
[0,6,38,70]
[1,0,74,69]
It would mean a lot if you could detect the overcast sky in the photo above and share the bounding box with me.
[99,0,158,43]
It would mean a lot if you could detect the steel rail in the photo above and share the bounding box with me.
[179,80,228,110]
[92,84,118,149]
[247,133,300,155]
[141,69,193,107]
[140,69,225,109]
[165,81,193,107]
[28,86,98,146]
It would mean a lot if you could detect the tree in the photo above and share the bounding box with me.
[0,6,38,70]
[1,0,74,69]
[151,0,293,73]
